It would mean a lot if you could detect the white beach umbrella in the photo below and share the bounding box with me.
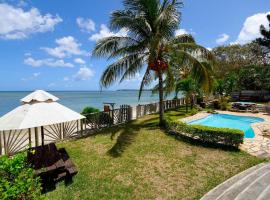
[0,90,85,131]
[21,90,59,104]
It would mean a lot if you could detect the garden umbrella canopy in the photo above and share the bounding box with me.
[21,90,59,104]
[0,90,85,131]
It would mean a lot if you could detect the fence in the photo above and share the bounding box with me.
[0,98,186,156]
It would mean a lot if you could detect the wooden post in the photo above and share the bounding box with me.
[28,128,32,148]
[61,123,64,139]
[112,109,115,125]
[3,131,7,155]
[80,119,83,132]
[76,120,79,136]
[34,127,38,147]
[41,126,44,146]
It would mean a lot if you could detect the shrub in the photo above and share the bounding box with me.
[84,111,113,126]
[0,153,42,200]
[168,121,244,148]
[98,112,114,125]
[81,106,100,115]
[212,97,230,110]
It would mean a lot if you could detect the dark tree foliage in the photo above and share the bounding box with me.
[216,65,270,94]
[212,42,269,78]
[256,14,270,51]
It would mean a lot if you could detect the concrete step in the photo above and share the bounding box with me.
[201,163,270,200]
[257,185,270,200]
[235,171,270,200]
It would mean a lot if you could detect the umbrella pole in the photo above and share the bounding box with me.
[41,126,44,146]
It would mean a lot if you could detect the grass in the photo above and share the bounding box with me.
[45,106,267,200]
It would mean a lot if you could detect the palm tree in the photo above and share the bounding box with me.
[175,77,196,112]
[93,0,214,126]
[154,35,215,101]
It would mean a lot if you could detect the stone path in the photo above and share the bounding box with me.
[201,163,270,200]
[179,112,210,123]
[180,111,270,158]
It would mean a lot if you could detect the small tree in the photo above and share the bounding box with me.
[175,77,197,112]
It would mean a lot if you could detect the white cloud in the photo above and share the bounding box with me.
[0,3,62,40]
[175,29,188,36]
[73,67,94,81]
[41,36,88,58]
[24,57,74,68]
[74,58,86,65]
[236,12,270,44]
[76,17,95,33]
[89,24,128,41]
[21,72,41,81]
[64,67,94,81]
[216,33,230,44]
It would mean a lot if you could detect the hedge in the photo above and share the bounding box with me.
[167,120,244,148]
[0,153,43,200]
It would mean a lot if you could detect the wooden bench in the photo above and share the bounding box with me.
[27,143,78,188]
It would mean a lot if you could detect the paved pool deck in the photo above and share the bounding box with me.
[180,111,270,158]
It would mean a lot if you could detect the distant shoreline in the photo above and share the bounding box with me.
[0,91,176,116]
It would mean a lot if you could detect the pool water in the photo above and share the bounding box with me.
[188,114,264,138]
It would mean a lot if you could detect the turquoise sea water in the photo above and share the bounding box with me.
[0,91,176,116]
[188,114,264,138]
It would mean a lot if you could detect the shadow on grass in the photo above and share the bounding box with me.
[107,118,160,157]
[73,106,200,157]
[107,123,140,157]
[166,130,240,152]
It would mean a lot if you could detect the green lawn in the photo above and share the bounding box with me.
[45,107,266,200]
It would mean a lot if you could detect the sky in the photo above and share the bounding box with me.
[0,0,269,91]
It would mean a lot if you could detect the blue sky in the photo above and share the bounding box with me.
[0,0,269,91]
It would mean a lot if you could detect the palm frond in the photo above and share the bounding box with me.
[169,50,214,93]
[156,0,182,39]
[139,68,153,99]
[120,55,147,82]
[100,54,142,87]
[169,42,215,62]
[163,66,175,96]
[110,10,151,38]
[92,36,139,58]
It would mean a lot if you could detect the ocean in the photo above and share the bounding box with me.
[0,91,177,116]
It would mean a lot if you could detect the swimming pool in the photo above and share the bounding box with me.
[188,114,264,138]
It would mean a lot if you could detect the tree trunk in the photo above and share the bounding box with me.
[185,97,188,113]
[158,71,165,127]
[190,97,193,110]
